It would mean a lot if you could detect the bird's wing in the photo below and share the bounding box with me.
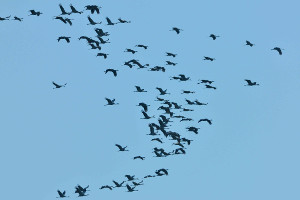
[87,16,94,23]
[244,79,251,84]
[59,4,67,14]
[57,190,63,196]
[106,17,112,23]
[52,82,60,87]
[115,144,122,150]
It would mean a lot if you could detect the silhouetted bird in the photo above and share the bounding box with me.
[144,175,155,178]
[85,5,101,14]
[170,27,183,34]
[97,37,110,44]
[52,81,67,89]
[75,185,89,197]
[95,28,109,37]
[132,181,144,186]
[89,43,101,50]
[194,100,208,105]
[205,85,216,89]
[57,190,69,198]
[112,180,125,188]
[199,80,214,84]
[87,15,101,25]
[105,98,118,106]
[59,4,70,15]
[104,69,118,77]
[203,56,215,61]
[180,118,193,122]
[135,44,148,49]
[137,102,149,112]
[118,18,131,23]
[271,47,283,55]
[156,87,170,95]
[166,61,177,66]
[135,86,147,92]
[198,119,212,125]
[70,4,83,14]
[13,16,23,21]
[125,175,137,181]
[186,126,200,134]
[100,185,113,190]
[181,137,193,145]
[57,36,71,43]
[115,144,128,151]
[157,168,169,175]
[133,156,145,160]
[124,62,134,68]
[173,148,186,155]
[106,17,116,25]
[64,18,73,26]
[29,10,42,16]
[244,79,259,86]
[124,48,137,54]
[0,16,10,21]
[126,184,138,192]
[182,90,195,94]
[245,40,254,47]
[166,52,177,57]
[209,34,220,40]
[141,111,154,119]
[151,138,164,143]
[97,53,109,59]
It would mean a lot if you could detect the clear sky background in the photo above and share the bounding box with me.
[0,0,300,199]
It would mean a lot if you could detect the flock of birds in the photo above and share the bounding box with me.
[2,2,283,198]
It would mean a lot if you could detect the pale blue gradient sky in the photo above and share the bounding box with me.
[0,0,300,199]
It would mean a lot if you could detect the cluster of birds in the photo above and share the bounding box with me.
[1,2,276,199]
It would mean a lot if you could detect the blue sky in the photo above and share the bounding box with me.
[0,0,300,199]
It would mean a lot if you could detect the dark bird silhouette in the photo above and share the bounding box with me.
[97,37,110,44]
[64,18,73,26]
[271,47,283,55]
[29,10,42,16]
[89,43,101,50]
[57,36,71,43]
[157,168,169,175]
[112,180,125,188]
[170,27,183,34]
[100,185,113,190]
[135,86,147,93]
[180,118,193,122]
[151,138,164,143]
[124,61,134,68]
[105,98,118,106]
[137,102,149,112]
[209,34,220,40]
[198,118,212,125]
[132,181,144,186]
[141,111,154,119]
[194,100,208,105]
[13,16,23,21]
[126,184,138,192]
[104,69,118,77]
[166,61,177,66]
[173,148,186,155]
[185,99,195,105]
[199,80,214,84]
[144,175,156,178]
[182,90,195,94]
[57,190,69,198]
[133,156,145,160]
[245,40,254,47]
[95,28,110,37]
[0,16,10,21]
[54,16,66,24]
[166,52,177,57]
[115,144,128,151]
[125,175,137,181]
[124,48,137,54]
[52,81,67,89]
[135,44,148,49]
[149,66,166,72]
[75,185,89,197]
[106,17,116,25]
[97,53,109,59]
[203,56,215,61]
[87,15,101,25]
[244,79,259,86]
[181,108,194,112]
[186,126,200,134]
[181,137,193,145]
[156,87,170,95]
[59,4,70,15]
[205,85,217,90]
[85,5,101,14]
[70,4,83,14]
[118,18,131,23]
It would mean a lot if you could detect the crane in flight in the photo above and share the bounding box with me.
[52,81,67,89]
[244,79,259,86]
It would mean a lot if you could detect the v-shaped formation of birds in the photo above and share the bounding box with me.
[2,2,283,198]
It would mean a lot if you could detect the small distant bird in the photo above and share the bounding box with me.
[89,43,101,50]
[52,81,67,89]
[126,184,138,192]
[199,80,214,84]
[271,47,283,55]
[170,27,183,34]
[245,40,254,47]
[194,100,208,105]
[104,69,118,77]
[181,90,195,94]
[186,126,200,134]
[59,4,70,15]
[203,56,215,61]
[13,16,23,21]
[125,175,137,181]
[151,138,164,143]
[209,34,220,40]
[100,185,113,190]
[75,185,89,197]
[156,87,170,95]
[57,190,69,198]
[181,137,193,145]
[95,28,109,37]
[198,118,212,125]
[85,5,101,14]
[205,85,216,90]
[97,37,110,44]
[133,156,145,160]
[135,44,148,49]
[134,86,147,92]
[124,62,134,68]
[97,53,109,59]
[64,18,73,26]
[141,111,154,119]
[118,18,131,23]
[166,61,177,66]
[112,180,125,188]
[137,102,149,112]
[106,17,116,25]
[70,4,83,14]
[105,98,118,106]
[132,181,144,186]
[29,10,42,16]
[57,36,71,43]
[115,144,128,151]
[124,48,137,54]
[244,79,259,86]
[166,52,177,57]
[144,175,155,178]
[87,15,101,25]
[0,15,10,21]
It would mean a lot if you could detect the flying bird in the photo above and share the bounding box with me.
[134,86,147,92]
[170,27,183,34]
[0,16,10,21]
[105,98,118,106]
[100,185,113,190]
[112,180,125,188]
[271,47,283,55]
[135,44,148,49]
[97,53,109,59]
[13,16,23,21]
[244,79,259,86]
[245,40,254,47]
[59,4,70,15]
[57,190,69,198]
[70,4,83,14]
[106,17,116,25]
[104,69,118,77]
[133,156,145,160]
[57,36,71,43]
[124,48,137,54]
[126,184,138,192]
[166,52,177,57]
[115,144,128,151]
[87,15,101,25]
[205,85,217,90]
[85,5,101,14]
[137,102,149,112]
[156,87,170,95]
[203,56,215,61]
[52,81,67,89]
[29,10,42,16]
[198,118,212,125]
[209,34,220,40]
[118,18,131,23]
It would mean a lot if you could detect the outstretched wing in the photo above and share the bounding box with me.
[115,144,122,150]
[106,17,112,24]
[244,79,252,85]
[52,81,60,87]
[59,4,67,14]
